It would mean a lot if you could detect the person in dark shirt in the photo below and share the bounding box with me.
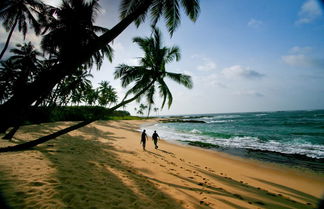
[140,130,148,151]
[152,130,160,149]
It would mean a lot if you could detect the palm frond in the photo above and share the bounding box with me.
[150,1,163,27]
[165,46,180,63]
[163,0,180,36]
[181,0,200,21]
[165,72,193,89]
[158,78,173,109]
[145,85,156,115]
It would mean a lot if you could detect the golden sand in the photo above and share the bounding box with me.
[0,120,323,209]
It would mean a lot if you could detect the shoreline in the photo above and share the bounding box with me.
[0,119,323,208]
[142,119,324,173]
[142,120,324,178]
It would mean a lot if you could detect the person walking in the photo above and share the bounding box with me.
[140,130,148,151]
[152,130,160,149]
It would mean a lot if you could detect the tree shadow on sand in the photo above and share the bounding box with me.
[0,121,322,209]
[0,121,188,208]
[141,161,319,209]
[37,122,186,209]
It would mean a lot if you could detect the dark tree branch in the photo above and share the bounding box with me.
[0,120,93,152]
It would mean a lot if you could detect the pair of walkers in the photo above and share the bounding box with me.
[140,130,159,151]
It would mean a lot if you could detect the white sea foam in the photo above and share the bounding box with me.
[142,123,324,159]
[255,114,267,116]
[190,129,202,134]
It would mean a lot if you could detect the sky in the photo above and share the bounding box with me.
[1,0,324,115]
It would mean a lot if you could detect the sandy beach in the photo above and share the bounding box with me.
[0,119,323,209]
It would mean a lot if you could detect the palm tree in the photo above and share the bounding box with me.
[0,59,18,103]
[139,103,148,117]
[0,42,42,104]
[153,107,159,116]
[0,0,200,133]
[59,69,93,106]
[137,109,144,116]
[41,0,113,69]
[97,81,118,107]
[84,87,99,106]
[10,42,42,79]
[112,27,193,114]
[0,0,44,60]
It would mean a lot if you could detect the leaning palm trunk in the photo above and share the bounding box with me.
[2,125,19,140]
[0,0,152,133]
[108,80,155,112]
[0,121,93,152]
[0,80,155,152]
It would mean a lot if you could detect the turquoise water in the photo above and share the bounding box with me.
[143,110,324,171]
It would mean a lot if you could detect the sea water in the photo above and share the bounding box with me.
[143,110,324,172]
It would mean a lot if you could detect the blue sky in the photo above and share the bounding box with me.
[1,0,324,115]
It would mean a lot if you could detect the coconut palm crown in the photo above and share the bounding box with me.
[41,0,113,70]
[0,0,44,59]
[114,27,192,114]
[120,0,200,36]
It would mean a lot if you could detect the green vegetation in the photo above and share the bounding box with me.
[23,106,131,125]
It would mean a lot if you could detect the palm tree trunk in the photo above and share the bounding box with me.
[0,77,154,150]
[2,125,19,140]
[108,80,155,112]
[0,0,153,133]
[0,15,19,60]
[87,0,152,58]
[0,120,93,152]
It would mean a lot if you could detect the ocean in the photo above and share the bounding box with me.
[142,110,324,172]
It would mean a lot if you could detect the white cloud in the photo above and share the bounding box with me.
[0,30,42,56]
[112,42,125,51]
[234,90,264,97]
[290,46,312,54]
[282,46,324,68]
[296,0,323,24]
[247,18,263,28]
[191,55,217,71]
[221,65,264,79]
[125,58,139,66]
[198,73,227,88]
[197,59,217,71]
[282,54,324,68]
